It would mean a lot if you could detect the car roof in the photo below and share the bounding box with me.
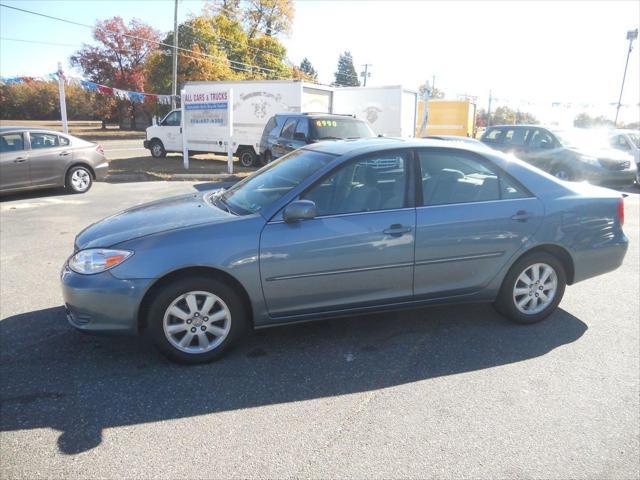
[0,126,67,134]
[275,113,357,119]
[302,137,491,156]
[486,124,543,129]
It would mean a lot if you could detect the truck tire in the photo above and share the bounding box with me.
[149,139,167,159]
[238,148,258,167]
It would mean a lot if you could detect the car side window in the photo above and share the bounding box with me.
[610,135,630,150]
[503,128,529,146]
[418,149,500,206]
[59,136,70,147]
[30,132,59,150]
[269,116,286,136]
[483,128,504,143]
[162,111,181,126]
[294,119,309,139]
[303,152,409,216]
[500,174,532,200]
[280,118,297,140]
[528,129,554,148]
[0,133,25,152]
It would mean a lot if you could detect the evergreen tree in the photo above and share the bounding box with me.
[299,57,318,81]
[334,51,360,86]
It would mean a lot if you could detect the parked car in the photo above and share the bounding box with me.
[62,138,628,364]
[480,125,637,185]
[422,135,488,147]
[0,127,108,194]
[610,129,640,184]
[259,113,375,163]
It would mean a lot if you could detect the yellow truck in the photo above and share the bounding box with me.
[416,99,476,137]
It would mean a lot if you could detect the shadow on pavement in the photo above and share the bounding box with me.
[0,303,587,455]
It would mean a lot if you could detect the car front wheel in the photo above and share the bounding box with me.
[238,149,258,167]
[150,140,167,158]
[494,252,566,324]
[148,276,248,364]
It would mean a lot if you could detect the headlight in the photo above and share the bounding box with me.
[68,249,133,275]
[578,155,599,166]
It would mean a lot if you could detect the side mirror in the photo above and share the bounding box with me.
[283,200,316,223]
[294,132,308,142]
[152,116,158,126]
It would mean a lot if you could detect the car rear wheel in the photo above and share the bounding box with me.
[148,276,248,364]
[66,166,93,194]
[238,149,258,168]
[150,139,167,158]
[494,252,566,324]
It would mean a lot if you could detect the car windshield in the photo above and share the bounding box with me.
[626,132,639,148]
[216,149,335,215]
[310,118,375,140]
[552,129,612,150]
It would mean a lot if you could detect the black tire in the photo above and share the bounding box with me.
[147,276,249,364]
[493,251,567,324]
[65,165,93,194]
[261,150,272,166]
[149,139,167,158]
[238,148,258,167]
[551,164,575,182]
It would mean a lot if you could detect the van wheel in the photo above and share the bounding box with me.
[494,252,566,324]
[238,149,258,167]
[147,276,248,364]
[66,166,93,194]
[150,140,167,158]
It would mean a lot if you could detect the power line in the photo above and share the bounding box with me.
[0,37,81,48]
[0,3,289,77]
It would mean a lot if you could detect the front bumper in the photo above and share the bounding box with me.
[143,140,150,149]
[582,163,637,185]
[61,265,153,335]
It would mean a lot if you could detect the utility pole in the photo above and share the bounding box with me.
[57,62,68,134]
[360,64,372,86]
[171,0,179,110]
[614,28,638,127]
[487,89,493,127]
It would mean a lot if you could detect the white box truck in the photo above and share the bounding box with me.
[144,80,416,167]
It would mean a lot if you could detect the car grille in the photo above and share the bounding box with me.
[598,158,630,170]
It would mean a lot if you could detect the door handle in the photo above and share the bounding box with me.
[13,157,27,163]
[59,151,71,157]
[383,224,412,237]
[511,210,533,221]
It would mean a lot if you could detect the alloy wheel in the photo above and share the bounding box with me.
[71,169,91,192]
[512,262,558,315]
[162,290,232,354]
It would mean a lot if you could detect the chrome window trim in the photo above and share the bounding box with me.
[415,196,538,211]
[268,206,416,224]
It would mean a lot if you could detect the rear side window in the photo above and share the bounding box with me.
[483,128,503,143]
[280,118,297,139]
[503,128,529,146]
[59,136,70,147]
[0,133,25,152]
[268,116,287,137]
[30,132,59,149]
[528,129,555,148]
[294,119,309,139]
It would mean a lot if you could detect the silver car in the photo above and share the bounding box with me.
[0,126,108,194]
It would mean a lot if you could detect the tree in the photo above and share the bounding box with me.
[485,106,538,125]
[334,51,360,87]
[204,0,241,20]
[574,112,614,128]
[70,16,161,129]
[418,83,444,99]
[299,57,318,81]
[244,0,295,38]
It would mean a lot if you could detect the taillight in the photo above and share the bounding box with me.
[96,144,104,155]
[617,197,624,226]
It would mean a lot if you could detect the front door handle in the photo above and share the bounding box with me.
[13,157,27,163]
[383,224,412,237]
[511,210,533,221]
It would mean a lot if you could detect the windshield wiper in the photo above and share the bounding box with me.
[213,195,237,215]
[316,136,344,140]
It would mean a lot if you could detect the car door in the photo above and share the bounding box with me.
[272,117,297,159]
[27,131,71,187]
[500,127,532,160]
[259,150,415,317]
[289,118,310,151]
[160,110,182,151]
[0,132,30,191]
[525,128,558,170]
[414,148,543,298]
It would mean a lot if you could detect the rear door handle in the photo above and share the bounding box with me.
[13,157,27,163]
[383,224,412,237]
[511,210,533,221]
[59,151,71,157]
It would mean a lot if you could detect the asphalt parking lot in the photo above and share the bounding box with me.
[1,181,638,479]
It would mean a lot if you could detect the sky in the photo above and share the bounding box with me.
[1,0,639,125]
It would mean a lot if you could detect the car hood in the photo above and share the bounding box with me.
[568,146,632,161]
[75,190,231,250]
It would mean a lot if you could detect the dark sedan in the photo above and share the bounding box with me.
[481,125,637,185]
